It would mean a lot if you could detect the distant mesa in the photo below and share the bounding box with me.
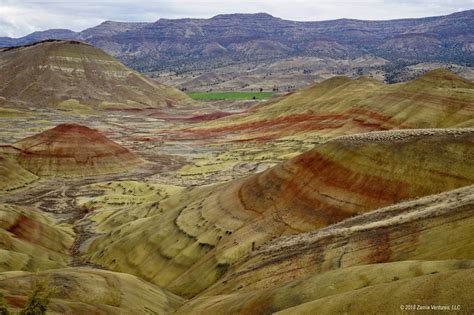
[12,124,145,177]
[0,40,193,109]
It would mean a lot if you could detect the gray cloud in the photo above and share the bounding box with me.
[0,0,473,37]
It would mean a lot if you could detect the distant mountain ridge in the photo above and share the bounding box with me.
[1,10,472,87]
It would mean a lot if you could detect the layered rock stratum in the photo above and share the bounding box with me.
[0,268,184,314]
[185,69,474,141]
[0,203,73,272]
[189,184,474,314]
[79,129,474,299]
[0,40,472,314]
[0,154,38,192]
[0,40,193,109]
[12,124,145,177]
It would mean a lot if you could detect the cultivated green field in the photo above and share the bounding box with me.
[187,91,273,100]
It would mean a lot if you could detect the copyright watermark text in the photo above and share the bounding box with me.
[400,304,461,312]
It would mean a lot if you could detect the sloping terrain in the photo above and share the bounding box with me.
[274,269,474,315]
[0,107,472,313]
[190,184,474,313]
[0,268,184,314]
[12,124,145,177]
[0,29,76,47]
[0,24,472,314]
[184,69,474,142]
[0,40,193,109]
[177,260,474,314]
[137,69,474,184]
[0,203,73,273]
[79,129,474,298]
[0,154,38,192]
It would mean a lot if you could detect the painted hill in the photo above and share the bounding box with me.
[0,203,73,272]
[0,40,193,109]
[0,154,38,192]
[185,69,474,141]
[193,184,474,314]
[12,124,145,177]
[79,129,474,298]
[0,268,184,314]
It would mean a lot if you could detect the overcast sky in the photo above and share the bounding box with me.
[1,0,473,37]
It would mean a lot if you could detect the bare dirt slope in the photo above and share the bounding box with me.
[12,124,145,177]
[0,40,194,110]
[78,129,474,299]
[183,69,474,142]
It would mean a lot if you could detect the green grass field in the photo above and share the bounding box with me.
[187,91,273,100]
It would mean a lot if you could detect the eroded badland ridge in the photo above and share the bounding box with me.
[0,20,473,315]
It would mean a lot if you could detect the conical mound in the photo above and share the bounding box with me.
[0,40,193,109]
[13,123,144,177]
[412,68,474,88]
